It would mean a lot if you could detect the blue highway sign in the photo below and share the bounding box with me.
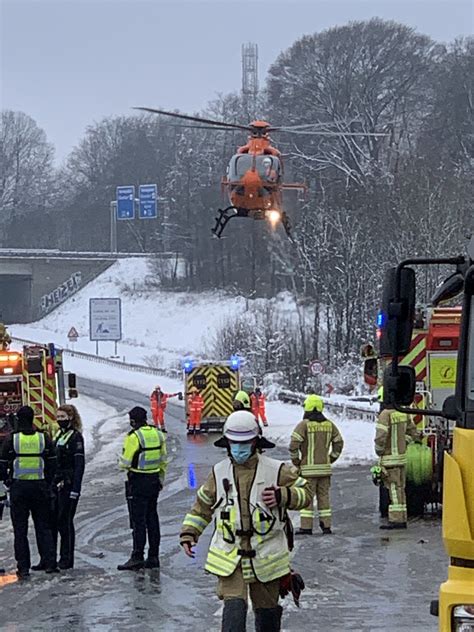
[139,184,158,219]
[116,185,135,220]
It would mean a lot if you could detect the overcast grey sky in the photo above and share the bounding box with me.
[1,0,472,162]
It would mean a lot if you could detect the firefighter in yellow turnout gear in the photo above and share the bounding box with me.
[180,411,312,632]
[289,394,344,535]
[375,388,421,529]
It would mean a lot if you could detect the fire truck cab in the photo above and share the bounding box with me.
[0,342,77,439]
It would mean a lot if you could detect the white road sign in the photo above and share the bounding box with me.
[89,298,122,341]
[309,359,325,376]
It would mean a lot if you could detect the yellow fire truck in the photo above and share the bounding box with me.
[377,252,474,630]
[0,341,77,437]
[183,358,240,431]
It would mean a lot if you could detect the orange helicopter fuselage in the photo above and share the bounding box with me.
[223,128,283,214]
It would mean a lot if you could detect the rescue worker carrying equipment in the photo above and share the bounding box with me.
[0,406,58,578]
[150,385,180,432]
[289,394,344,535]
[375,388,422,529]
[187,388,204,434]
[233,390,252,411]
[251,388,268,427]
[180,410,312,632]
[118,406,167,570]
[32,405,85,571]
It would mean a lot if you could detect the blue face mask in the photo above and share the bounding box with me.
[230,443,253,464]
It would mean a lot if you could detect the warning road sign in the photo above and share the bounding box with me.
[68,327,79,341]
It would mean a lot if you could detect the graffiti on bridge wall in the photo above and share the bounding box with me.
[40,272,82,313]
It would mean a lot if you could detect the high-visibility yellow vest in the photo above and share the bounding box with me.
[205,455,290,583]
[120,426,166,474]
[13,432,46,480]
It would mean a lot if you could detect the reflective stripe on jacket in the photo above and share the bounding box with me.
[289,417,344,477]
[375,409,420,467]
[205,455,290,582]
[119,425,167,475]
[13,432,46,480]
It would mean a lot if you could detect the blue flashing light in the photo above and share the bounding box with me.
[182,358,194,373]
[188,463,197,489]
[376,311,386,328]
[230,355,241,370]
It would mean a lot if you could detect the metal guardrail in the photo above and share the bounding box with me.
[278,389,377,422]
[12,336,377,421]
[11,336,181,380]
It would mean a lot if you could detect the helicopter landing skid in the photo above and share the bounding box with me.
[212,206,243,238]
[280,211,293,242]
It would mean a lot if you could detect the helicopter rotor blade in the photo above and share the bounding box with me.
[270,127,388,137]
[164,124,241,132]
[134,107,250,131]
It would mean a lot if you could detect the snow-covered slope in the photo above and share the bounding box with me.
[12,258,247,369]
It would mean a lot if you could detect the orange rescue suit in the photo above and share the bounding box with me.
[251,392,268,426]
[188,393,204,430]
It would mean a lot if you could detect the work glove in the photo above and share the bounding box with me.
[279,570,305,607]
[69,491,80,500]
[181,540,196,559]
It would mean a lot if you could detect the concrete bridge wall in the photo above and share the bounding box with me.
[0,256,114,323]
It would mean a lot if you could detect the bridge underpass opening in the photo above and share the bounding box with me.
[0,275,32,323]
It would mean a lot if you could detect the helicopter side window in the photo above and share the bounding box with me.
[256,156,281,183]
[228,155,253,182]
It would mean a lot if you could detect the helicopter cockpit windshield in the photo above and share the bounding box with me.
[228,154,281,183]
[257,156,281,183]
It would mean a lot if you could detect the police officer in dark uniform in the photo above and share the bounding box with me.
[0,406,58,578]
[53,404,85,569]
[32,404,85,571]
[118,406,167,570]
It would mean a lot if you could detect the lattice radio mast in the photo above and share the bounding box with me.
[241,42,259,117]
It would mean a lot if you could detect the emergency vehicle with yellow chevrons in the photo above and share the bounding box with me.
[183,358,241,432]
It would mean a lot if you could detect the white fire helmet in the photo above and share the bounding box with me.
[223,411,260,443]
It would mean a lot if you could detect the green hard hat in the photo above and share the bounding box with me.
[303,394,324,413]
[233,390,251,410]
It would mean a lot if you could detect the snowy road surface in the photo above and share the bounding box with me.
[0,379,446,631]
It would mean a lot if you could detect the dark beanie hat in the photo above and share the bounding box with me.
[17,406,35,425]
[129,406,147,423]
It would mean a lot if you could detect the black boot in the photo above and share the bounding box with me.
[296,528,313,536]
[117,554,145,571]
[222,598,247,632]
[31,561,46,571]
[16,568,30,580]
[380,522,407,530]
[254,606,283,632]
[144,556,160,569]
[58,559,73,570]
[319,521,332,535]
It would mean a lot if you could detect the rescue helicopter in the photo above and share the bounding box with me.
[135,107,387,239]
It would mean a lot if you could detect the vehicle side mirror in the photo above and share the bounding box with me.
[68,373,76,389]
[383,366,416,406]
[431,272,464,306]
[442,395,458,420]
[363,358,378,386]
[379,267,416,357]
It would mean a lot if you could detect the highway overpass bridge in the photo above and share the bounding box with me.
[0,250,151,323]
